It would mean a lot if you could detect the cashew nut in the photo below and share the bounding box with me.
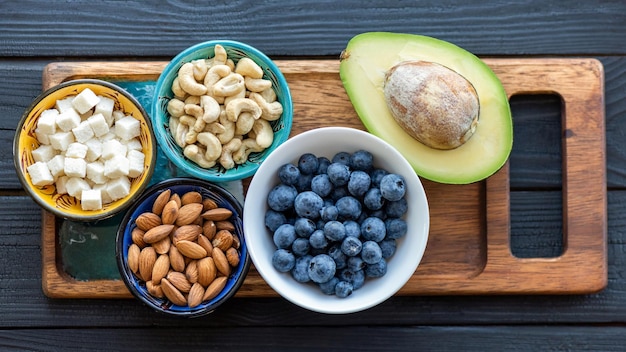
[203,64,231,91]
[213,44,227,66]
[196,132,222,162]
[200,95,220,123]
[245,77,272,93]
[219,138,242,170]
[233,138,264,164]
[223,88,246,107]
[169,116,188,149]
[192,59,209,82]
[225,98,261,122]
[184,144,216,168]
[216,108,235,144]
[203,122,226,134]
[167,98,185,118]
[249,92,283,121]
[235,57,264,79]
[171,77,188,100]
[184,95,201,106]
[184,104,206,133]
[251,118,274,148]
[258,87,277,103]
[212,73,245,97]
[234,112,255,136]
[178,62,208,96]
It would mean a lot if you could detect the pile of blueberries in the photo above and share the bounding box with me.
[265,150,408,298]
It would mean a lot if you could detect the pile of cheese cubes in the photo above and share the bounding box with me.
[26,88,146,211]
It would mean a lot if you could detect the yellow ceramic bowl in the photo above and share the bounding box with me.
[14,79,156,221]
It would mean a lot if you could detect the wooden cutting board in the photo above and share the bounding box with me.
[40,58,607,298]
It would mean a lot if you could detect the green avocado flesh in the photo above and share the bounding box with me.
[339,32,513,184]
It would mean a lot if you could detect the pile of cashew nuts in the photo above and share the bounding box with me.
[166,44,283,169]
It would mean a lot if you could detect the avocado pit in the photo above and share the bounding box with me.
[383,60,480,150]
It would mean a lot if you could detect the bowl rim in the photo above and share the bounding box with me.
[151,39,293,182]
[13,78,157,221]
[243,126,430,314]
[115,177,251,317]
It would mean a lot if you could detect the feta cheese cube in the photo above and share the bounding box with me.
[104,154,129,178]
[87,113,109,137]
[72,88,100,114]
[49,132,75,151]
[72,120,95,143]
[34,128,51,145]
[106,176,130,201]
[27,161,54,187]
[65,177,90,200]
[64,157,87,178]
[127,149,145,178]
[86,161,107,184]
[125,138,143,151]
[65,142,88,158]
[46,154,66,178]
[56,108,81,132]
[112,110,125,123]
[55,175,69,195]
[37,109,59,134]
[31,144,56,163]
[93,183,113,204]
[55,97,75,114]
[115,116,141,140]
[95,96,115,126]
[84,138,103,162]
[81,189,102,210]
[101,139,127,160]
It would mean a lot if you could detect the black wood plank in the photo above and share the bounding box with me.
[0,1,624,58]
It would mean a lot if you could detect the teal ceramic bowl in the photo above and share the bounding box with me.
[152,40,293,182]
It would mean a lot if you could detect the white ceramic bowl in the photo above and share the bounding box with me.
[243,127,429,314]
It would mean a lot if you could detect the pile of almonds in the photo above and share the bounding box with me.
[126,188,241,308]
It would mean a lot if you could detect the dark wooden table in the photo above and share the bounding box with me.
[2,1,626,350]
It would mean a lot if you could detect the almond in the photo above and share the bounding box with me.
[172,224,201,244]
[202,198,218,212]
[197,256,217,287]
[226,247,240,267]
[135,212,161,231]
[169,193,182,208]
[231,233,241,249]
[131,228,146,248]
[127,243,141,274]
[181,191,203,205]
[202,220,217,240]
[167,271,192,293]
[152,236,171,254]
[139,246,157,282]
[197,234,214,254]
[169,246,186,272]
[152,189,171,216]
[151,254,170,285]
[146,281,164,299]
[215,220,235,232]
[201,207,233,221]
[187,282,205,308]
[176,239,207,259]
[143,224,175,244]
[212,247,231,276]
[212,229,234,251]
[185,260,198,284]
[161,199,179,225]
[202,276,227,301]
[176,203,204,226]
[161,278,187,306]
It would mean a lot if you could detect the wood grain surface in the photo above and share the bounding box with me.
[38,59,607,298]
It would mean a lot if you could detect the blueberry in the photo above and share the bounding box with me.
[265,210,287,232]
[294,217,316,238]
[361,240,383,264]
[348,170,371,198]
[327,162,351,186]
[294,191,324,219]
[317,156,331,174]
[267,184,298,212]
[350,150,373,171]
[341,235,362,256]
[292,237,311,256]
[318,276,339,295]
[363,187,384,211]
[298,153,319,175]
[323,220,346,242]
[385,218,407,239]
[291,255,312,282]
[330,186,349,201]
[328,244,347,270]
[278,163,300,185]
[368,208,387,221]
[347,256,366,272]
[365,259,387,278]
[385,197,408,218]
[294,172,313,192]
[332,151,351,166]
[320,205,338,222]
[339,268,365,290]
[309,229,328,249]
[334,281,353,298]
[343,220,361,238]
[369,168,389,187]
[336,196,362,220]
[379,239,397,259]
[273,224,296,249]
[380,173,406,201]
[308,254,336,283]
[360,217,386,242]
[311,174,333,198]
[272,249,295,273]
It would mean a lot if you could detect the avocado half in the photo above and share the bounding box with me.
[339,32,513,184]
